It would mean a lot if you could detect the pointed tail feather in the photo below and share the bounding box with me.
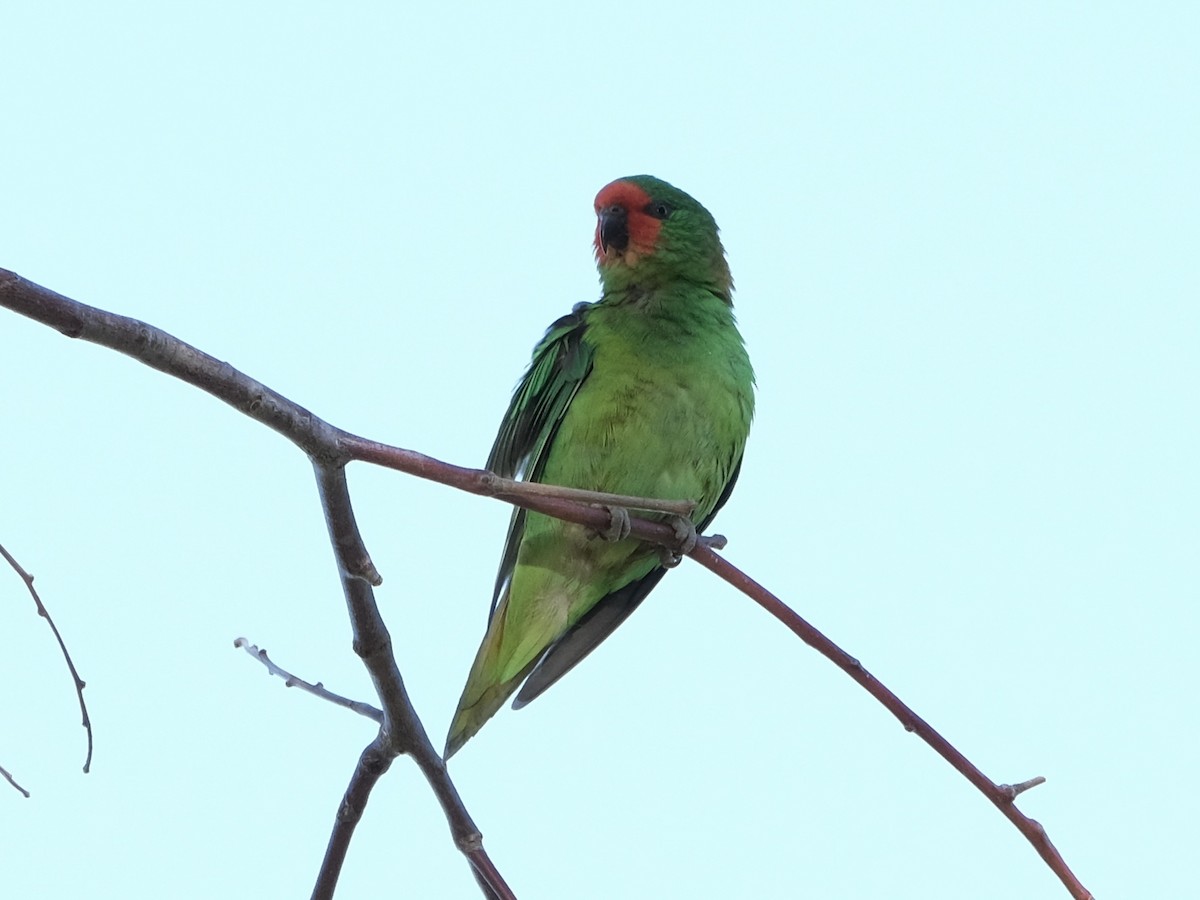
[445,578,574,757]
[445,656,538,758]
[445,591,545,758]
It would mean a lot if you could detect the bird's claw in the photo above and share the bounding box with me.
[597,505,632,542]
[658,515,697,567]
[670,515,698,554]
[658,547,684,568]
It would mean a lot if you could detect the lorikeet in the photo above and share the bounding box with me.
[445,175,754,757]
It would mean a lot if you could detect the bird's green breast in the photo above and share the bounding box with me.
[515,286,753,610]
[560,306,746,498]
[551,286,751,506]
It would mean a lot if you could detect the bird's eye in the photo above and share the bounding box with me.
[644,200,673,220]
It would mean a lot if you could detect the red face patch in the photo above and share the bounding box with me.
[593,179,664,266]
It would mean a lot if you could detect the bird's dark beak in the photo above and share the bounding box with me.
[597,205,629,254]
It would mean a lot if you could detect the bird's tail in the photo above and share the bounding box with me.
[444,593,544,759]
[444,664,536,759]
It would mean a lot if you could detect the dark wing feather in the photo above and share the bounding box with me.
[514,454,746,707]
[486,303,594,619]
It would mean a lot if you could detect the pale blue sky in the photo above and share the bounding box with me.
[2,4,1196,898]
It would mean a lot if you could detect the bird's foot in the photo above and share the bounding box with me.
[597,505,632,542]
[671,515,698,554]
[697,533,728,551]
[658,515,697,567]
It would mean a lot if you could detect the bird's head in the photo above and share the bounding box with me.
[593,175,732,301]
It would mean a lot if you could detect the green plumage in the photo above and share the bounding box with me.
[445,175,754,757]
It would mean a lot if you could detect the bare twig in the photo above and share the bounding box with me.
[0,541,93,774]
[486,478,695,517]
[1,762,30,798]
[687,543,1093,900]
[233,638,383,724]
[0,268,1093,899]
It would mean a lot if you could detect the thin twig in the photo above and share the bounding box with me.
[0,541,93,774]
[232,638,382,724]
[486,477,695,517]
[0,762,30,798]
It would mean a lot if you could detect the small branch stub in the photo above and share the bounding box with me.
[1000,776,1048,800]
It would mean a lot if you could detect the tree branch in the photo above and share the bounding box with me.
[1,268,516,897]
[308,459,515,899]
[1,267,1093,899]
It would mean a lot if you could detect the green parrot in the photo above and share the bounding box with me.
[445,175,754,758]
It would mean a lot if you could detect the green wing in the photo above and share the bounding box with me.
[486,302,594,618]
